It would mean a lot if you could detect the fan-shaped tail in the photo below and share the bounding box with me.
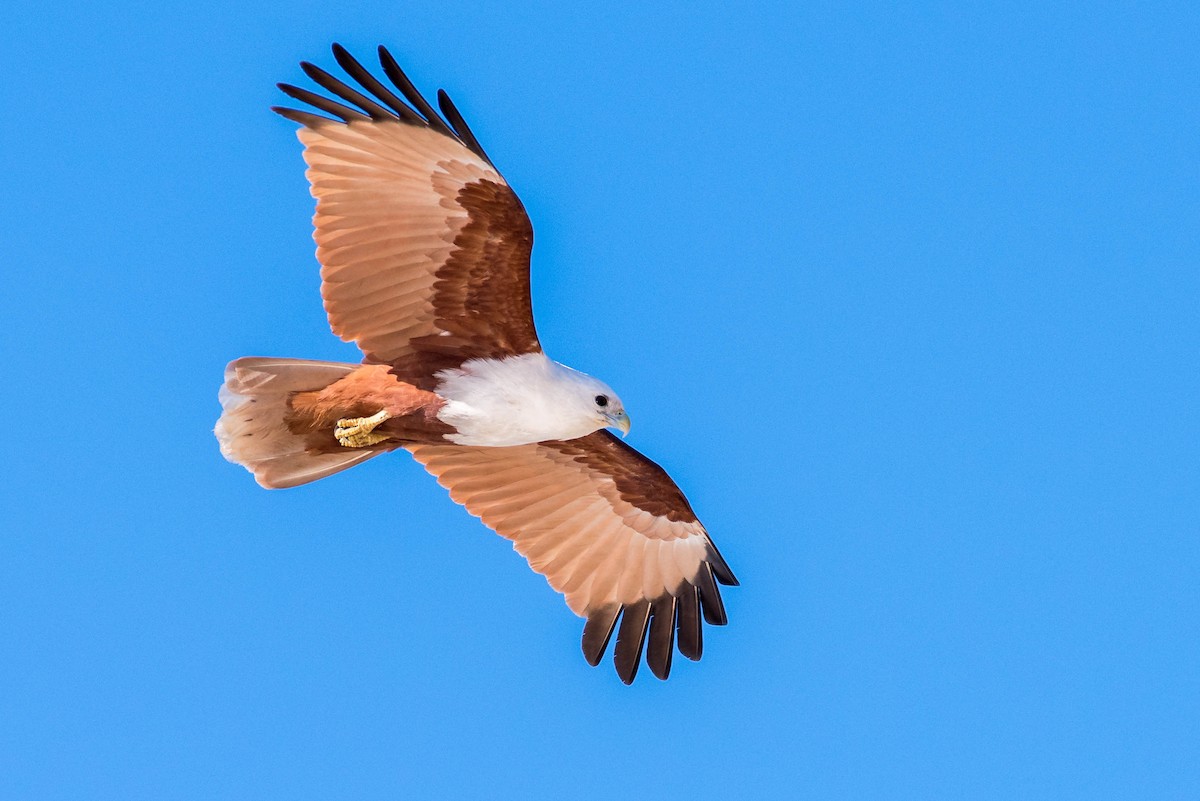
[215,357,379,488]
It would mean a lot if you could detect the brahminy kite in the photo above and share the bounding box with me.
[215,44,738,683]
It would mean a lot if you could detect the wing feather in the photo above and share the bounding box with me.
[581,605,620,667]
[275,45,539,379]
[330,44,426,125]
[299,61,395,120]
[613,600,652,684]
[407,431,736,682]
[676,585,703,661]
[646,597,677,680]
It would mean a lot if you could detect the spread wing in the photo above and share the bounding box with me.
[274,45,539,381]
[407,432,738,683]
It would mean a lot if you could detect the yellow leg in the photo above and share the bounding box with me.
[335,409,392,448]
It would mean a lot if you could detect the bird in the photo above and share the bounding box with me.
[215,44,737,683]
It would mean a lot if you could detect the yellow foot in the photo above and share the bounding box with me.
[335,409,392,448]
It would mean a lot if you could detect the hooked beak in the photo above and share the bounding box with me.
[605,410,631,437]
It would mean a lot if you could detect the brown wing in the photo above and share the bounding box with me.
[273,45,539,383]
[407,431,738,684]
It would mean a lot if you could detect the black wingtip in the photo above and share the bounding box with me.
[696,562,729,626]
[436,89,491,164]
[328,43,424,125]
[376,45,453,135]
[646,597,677,681]
[581,605,620,667]
[676,584,703,661]
[271,105,334,127]
[613,601,652,685]
[707,540,740,586]
[305,60,395,120]
[276,82,369,122]
[277,44,495,164]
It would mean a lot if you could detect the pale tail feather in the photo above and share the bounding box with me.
[215,357,378,489]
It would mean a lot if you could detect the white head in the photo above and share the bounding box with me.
[555,363,632,438]
[434,352,632,447]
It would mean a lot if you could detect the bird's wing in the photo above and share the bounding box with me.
[274,45,539,380]
[406,431,738,683]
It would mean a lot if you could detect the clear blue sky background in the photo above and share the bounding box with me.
[2,1,1197,798]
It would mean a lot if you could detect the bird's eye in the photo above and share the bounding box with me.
[595,395,609,407]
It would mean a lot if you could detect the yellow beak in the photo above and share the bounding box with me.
[606,411,631,437]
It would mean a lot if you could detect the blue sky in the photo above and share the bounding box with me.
[3,1,1198,798]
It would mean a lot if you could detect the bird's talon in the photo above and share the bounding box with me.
[335,409,392,448]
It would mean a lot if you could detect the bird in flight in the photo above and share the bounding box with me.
[215,44,737,683]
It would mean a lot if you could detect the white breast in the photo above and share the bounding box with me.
[434,352,604,446]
